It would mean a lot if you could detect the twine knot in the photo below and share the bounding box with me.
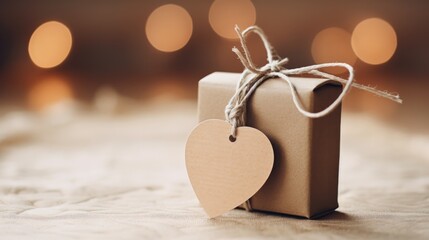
[268,59,283,72]
[225,25,402,138]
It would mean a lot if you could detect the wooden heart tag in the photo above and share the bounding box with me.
[185,119,274,218]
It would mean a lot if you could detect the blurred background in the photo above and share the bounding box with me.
[0,0,428,133]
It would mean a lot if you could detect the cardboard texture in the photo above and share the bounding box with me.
[185,119,274,218]
[198,72,342,218]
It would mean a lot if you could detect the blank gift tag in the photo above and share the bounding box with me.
[185,119,274,218]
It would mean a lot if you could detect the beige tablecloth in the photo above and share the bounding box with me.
[0,102,428,239]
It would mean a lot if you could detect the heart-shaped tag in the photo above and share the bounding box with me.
[185,119,274,218]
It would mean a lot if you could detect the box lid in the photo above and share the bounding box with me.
[200,72,341,93]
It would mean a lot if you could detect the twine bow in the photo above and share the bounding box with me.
[225,25,402,138]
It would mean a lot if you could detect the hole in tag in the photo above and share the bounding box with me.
[229,135,236,142]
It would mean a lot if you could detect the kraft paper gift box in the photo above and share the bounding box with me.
[197,72,342,219]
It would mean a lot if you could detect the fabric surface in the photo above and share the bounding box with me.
[0,102,428,239]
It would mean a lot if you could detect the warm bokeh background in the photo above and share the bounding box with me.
[0,0,428,133]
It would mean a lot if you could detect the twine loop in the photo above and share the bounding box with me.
[225,25,402,138]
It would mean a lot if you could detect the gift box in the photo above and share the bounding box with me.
[197,72,342,218]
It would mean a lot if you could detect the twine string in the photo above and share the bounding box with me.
[225,25,402,138]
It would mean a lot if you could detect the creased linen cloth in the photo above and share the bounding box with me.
[0,102,428,240]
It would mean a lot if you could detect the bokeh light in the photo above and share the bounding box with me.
[28,76,73,110]
[351,18,397,65]
[311,27,357,74]
[145,4,193,52]
[28,21,72,68]
[209,0,256,39]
